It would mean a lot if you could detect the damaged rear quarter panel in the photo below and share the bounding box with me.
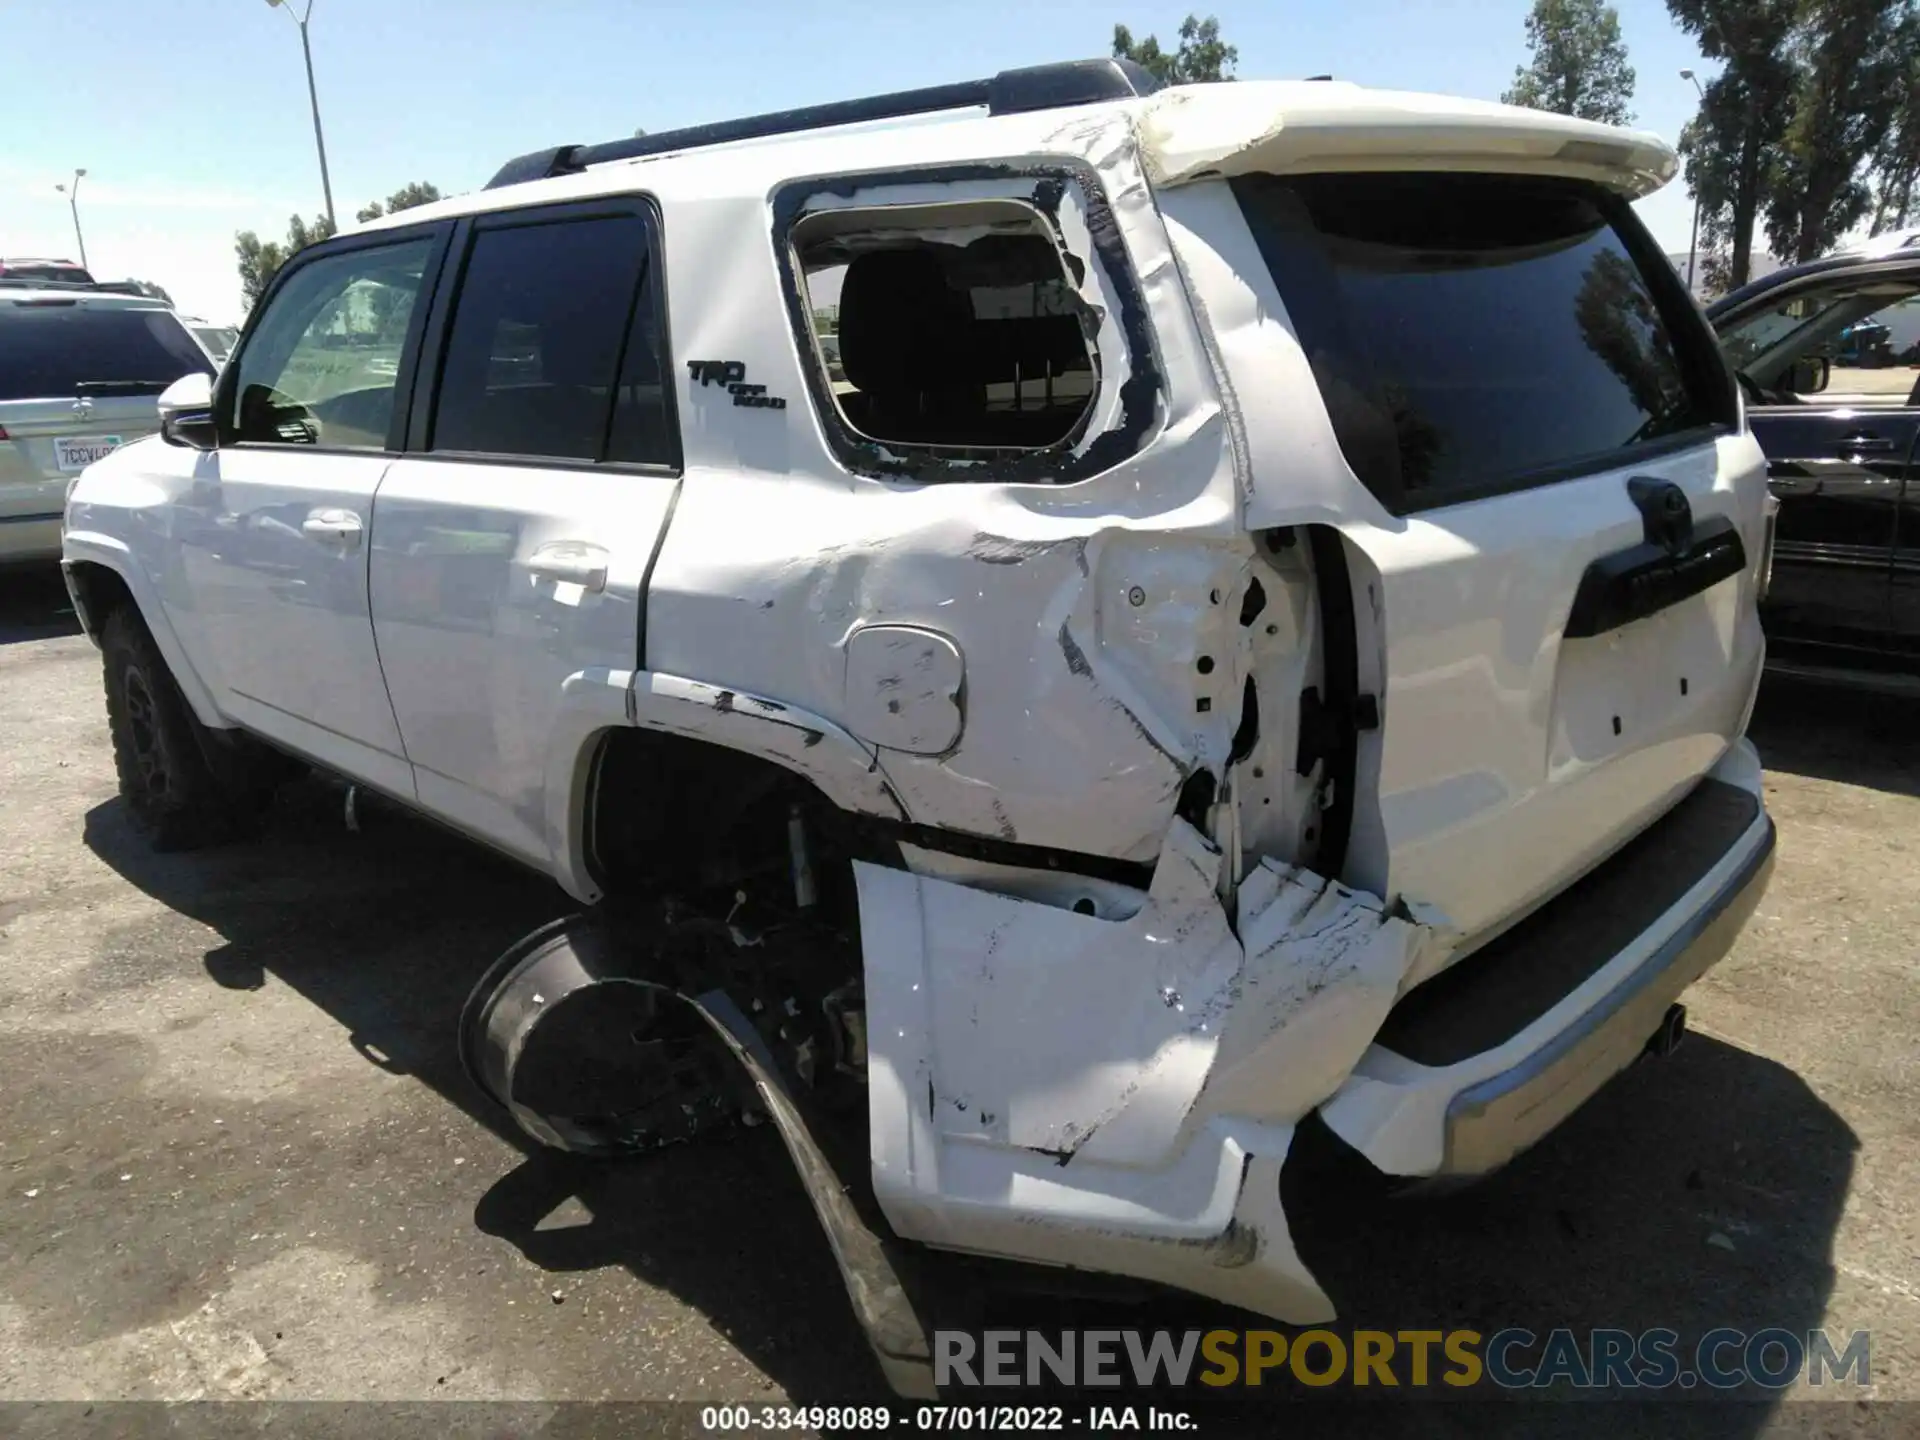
[643,114,1254,862]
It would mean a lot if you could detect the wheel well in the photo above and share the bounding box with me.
[64,560,136,642]
[585,727,889,922]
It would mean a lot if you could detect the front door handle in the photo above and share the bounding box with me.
[1838,433,1896,454]
[301,507,364,548]
[524,540,609,592]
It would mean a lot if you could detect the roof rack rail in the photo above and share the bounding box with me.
[485,57,1162,190]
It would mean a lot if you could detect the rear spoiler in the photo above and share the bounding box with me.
[1141,81,1676,198]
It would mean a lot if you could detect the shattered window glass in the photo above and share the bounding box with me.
[793,204,1098,457]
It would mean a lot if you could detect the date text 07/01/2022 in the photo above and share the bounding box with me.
[698,1404,1194,1431]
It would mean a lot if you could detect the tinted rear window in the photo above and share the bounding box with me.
[1231,173,1729,512]
[430,214,674,465]
[0,303,212,401]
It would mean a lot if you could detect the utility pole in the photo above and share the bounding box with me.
[1681,69,1706,295]
[267,0,337,229]
[54,169,89,271]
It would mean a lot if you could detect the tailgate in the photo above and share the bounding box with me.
[1337,439,1765,944]
[1211,165,1766,950]
[0,397,161,519]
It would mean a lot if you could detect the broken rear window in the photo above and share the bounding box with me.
[792,201,1099,461]
[1231,172,1732,513]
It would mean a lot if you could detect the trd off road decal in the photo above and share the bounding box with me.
[687,359,787,409]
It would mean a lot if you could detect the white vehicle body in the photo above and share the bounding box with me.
[63,69,1775,1371]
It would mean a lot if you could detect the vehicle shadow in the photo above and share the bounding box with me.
[83,784,1858,1435]
[0,564,82,645]
[1749,673,1920,798]
[81,781,898,1406]
[966,1031,1857,1440]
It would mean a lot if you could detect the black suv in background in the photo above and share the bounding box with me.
[1708,231,1920,689]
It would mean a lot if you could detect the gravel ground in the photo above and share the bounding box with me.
[0,564,1915,1438]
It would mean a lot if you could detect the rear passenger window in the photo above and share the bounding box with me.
[1232,173,1731,512]
[430,213,674,466]
[790,201,1099,458]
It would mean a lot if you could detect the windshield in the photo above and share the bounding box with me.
[0,302,213,401]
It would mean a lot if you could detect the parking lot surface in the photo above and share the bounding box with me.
[1,564,1916,1436]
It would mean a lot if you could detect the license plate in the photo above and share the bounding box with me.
[55,435,122,471]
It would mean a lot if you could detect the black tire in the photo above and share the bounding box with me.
[100,606,271,850]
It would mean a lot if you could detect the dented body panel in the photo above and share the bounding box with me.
[856,816,1447,1323]
[642,112,1256,863]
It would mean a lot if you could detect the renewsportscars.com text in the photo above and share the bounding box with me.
[935,1327,1872,1391]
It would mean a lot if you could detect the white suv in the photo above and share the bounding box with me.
[62,59,1777,1394]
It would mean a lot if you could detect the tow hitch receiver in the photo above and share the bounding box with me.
[459,915,936,1398]
[1644,1001,1688,1060]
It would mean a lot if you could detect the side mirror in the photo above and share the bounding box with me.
[159,372,218,450]
[1788,355,1831,395]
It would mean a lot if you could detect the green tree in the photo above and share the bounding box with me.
[1870,22,1920,232]
[354,180,444,224]
[233,210,336,311]
[1111,14,1237,84]
[1764,0,1909,263]
[1669,0,1800,290]
[1502,0,1637,124]
[238,182,443,310]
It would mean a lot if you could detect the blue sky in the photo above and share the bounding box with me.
[0,0,1712,324]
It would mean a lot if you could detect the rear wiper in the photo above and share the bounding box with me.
[75,380,177,398]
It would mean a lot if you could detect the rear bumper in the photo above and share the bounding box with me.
[0,512,63,565]
[1441,818,1771,1176]
[1318,737,1774,1179]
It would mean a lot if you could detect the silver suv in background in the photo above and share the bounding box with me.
[1,286,214,564]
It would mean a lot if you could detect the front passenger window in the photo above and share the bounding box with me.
[228,238,432,449]
[1717,283,1920,407]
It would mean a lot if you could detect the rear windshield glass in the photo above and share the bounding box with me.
[0,303,212,401]
[1231,173,1728,512]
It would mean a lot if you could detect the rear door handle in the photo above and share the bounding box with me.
[1838,433,1896,454]
[524,540,609,592]
[301,507,363,548]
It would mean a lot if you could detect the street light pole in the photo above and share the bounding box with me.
[268,0,336,230]
[53,169,89,271]
[1681,69,1706,295]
